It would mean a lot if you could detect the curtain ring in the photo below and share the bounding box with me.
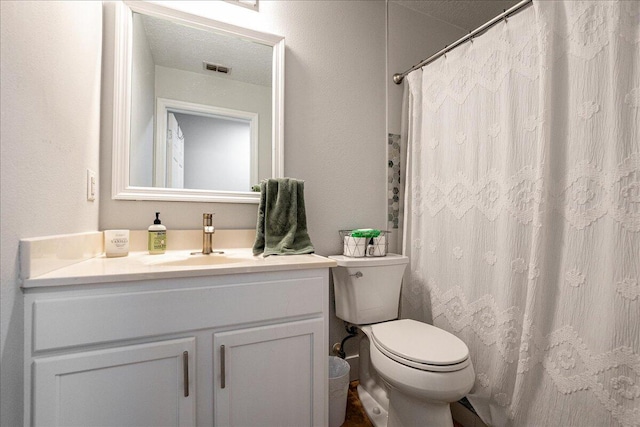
[469,31,474,43]
[444,45,448,58]
[503,10,508,23]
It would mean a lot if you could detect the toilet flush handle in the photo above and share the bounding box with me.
[350,271,363,278]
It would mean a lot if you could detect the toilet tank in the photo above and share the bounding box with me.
[329,254,409,325]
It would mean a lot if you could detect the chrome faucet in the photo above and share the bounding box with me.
[201,213,223,255]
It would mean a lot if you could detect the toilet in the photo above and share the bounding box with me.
[329,254,475,427]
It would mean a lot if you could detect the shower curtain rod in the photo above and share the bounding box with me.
[392,0,533,84]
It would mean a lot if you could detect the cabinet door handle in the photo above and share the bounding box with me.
[183,351,189,397]
[220,345,226,389]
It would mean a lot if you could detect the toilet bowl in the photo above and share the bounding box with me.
[329,254,475,427]
[368,320,475,426]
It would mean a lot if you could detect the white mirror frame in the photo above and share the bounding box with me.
[111,1,284,203]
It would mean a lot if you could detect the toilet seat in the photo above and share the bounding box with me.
[370,319,470,373]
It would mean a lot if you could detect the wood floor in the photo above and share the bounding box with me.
[342,381,374,427]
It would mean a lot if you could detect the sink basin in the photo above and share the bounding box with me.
[145,253,244,267]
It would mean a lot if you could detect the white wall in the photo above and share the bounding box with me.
[129,13,156,187]
[0,2,103,425]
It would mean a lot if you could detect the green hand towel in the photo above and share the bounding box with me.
[253,178,315,257]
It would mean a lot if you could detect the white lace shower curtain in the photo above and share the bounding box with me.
[401,1,639,426]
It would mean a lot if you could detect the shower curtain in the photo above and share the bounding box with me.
[401,1,639,426]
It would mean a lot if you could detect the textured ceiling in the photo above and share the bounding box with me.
[393,0,522,32]
[139,13,272,87]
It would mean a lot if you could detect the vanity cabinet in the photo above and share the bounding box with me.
[214,319,324,427]
[23,267,329,427]
[32,338,195,427]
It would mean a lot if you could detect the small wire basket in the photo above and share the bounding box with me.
[339,230,389,257]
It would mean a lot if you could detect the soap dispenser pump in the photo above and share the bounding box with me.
[148,212,167,254]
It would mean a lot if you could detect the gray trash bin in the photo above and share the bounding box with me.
[328,356,350,427]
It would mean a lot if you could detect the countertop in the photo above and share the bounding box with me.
[21,248,337,288]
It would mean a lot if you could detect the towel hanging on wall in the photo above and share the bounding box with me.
[252,178,315,257]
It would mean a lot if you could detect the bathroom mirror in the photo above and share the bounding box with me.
[112,1,284,203]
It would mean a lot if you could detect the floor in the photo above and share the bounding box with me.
[341,381,464,427]
[342,381,374,427]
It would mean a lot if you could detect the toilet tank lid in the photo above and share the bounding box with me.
[328,254,409,267]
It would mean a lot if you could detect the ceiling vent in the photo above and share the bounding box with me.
[203,62,231,74]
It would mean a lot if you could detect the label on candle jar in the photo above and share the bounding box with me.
[104,230,130,258]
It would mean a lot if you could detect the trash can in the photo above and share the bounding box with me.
[329,356,350,427]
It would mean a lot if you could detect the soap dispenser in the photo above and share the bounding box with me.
[148,212,167,254]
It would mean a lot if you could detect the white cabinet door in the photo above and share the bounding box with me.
[213,319,326,427]
[32,337,195,427]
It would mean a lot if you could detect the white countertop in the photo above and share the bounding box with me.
[21,248,337,288]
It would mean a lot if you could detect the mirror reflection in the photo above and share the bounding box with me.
[129,12,273,193]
